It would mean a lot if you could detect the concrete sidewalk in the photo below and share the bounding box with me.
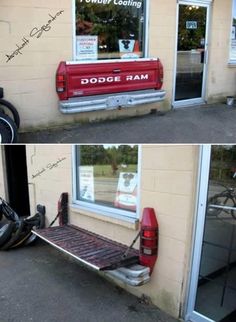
[19,104,236,143]
[0,240,179,322]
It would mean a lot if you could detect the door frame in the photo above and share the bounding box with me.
[185,145,215,322]
[172,0,212,108]
[4,146,30,217]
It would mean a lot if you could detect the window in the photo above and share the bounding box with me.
[75,0,146,60]
[74,145,139,219]
[230,0,236,61]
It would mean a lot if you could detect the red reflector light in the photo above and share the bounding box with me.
[56,74,66,93]
[57,75,65,81]
[143,239,156,248]
[143,230,157,238]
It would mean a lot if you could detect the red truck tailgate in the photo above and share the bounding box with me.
[33,224,139,271]
[56,58,163,101]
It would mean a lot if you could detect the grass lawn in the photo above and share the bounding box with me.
[94,164,137,178]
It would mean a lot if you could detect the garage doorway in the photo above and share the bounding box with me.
[4,145,30,217]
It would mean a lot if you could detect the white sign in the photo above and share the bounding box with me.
[119,39,135,53]
[117,172,137,193]
[79,166,95,202]
[76,36,98,60]
[186,21,198,30]
[115,172,137,210]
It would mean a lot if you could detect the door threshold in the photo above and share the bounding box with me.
[172,99,206,109]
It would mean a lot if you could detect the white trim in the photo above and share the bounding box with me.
[66,57,157,65]
[229,0,236,63]
[72,0,149,61]
[72,145,77,203]
[185,145,215,322]
[71,203,139,224]
[72,0,76,60]
[173,1,211,108]
[177,0,213,4]
[173,98,205,109]
[72,145,141,221]
[145,0,150,57]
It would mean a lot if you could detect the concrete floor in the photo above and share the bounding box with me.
[0,240,178,322]
[19,104,236,144]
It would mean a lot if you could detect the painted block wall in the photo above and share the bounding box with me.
[23,145,199,318]
[0,1,235,129]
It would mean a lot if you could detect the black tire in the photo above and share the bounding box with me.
[10,230,32,249]
[21,213,45,246]
[0,222,15,247]
[1,199,19,222]
[0,98,20,128]
[1,220,25,250]
[0,112,18,143]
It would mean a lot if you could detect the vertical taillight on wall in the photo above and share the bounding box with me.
[139,208,158,274]
[56,62,67,100]
[58,192,68,226]
[56,74,66,93]
[156,59,164,89]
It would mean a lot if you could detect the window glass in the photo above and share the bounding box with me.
[195,146,236,320]
[75,145,139,215]
[75,0,145,60]
[230,0,236,61]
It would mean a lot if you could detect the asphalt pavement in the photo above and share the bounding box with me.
[0,240,179,322]
[19,104,236,143]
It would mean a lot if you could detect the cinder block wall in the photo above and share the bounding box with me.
[1,1,235,129]
[25,145,72,224]
[207,0,236,102]
[0,0,74,129]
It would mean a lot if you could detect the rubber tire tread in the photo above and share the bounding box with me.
[1,220,25,250]
[22,213,46,246]
[0,112,18,143]
[0,222,15,247]
[0,98,20,128]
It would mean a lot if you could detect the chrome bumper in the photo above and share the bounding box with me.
[59,89,166,114]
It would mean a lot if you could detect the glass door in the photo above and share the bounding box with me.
[174,1,210,106]
[187,146,236,322]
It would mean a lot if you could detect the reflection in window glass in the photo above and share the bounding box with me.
[75,145,138,214]
[230,0,236,60]
[195,146,236,321]
[75,0,145,60]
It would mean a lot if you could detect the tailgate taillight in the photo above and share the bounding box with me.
[56,74,66,93]
[157,60,164,90]
[56,61,68,100]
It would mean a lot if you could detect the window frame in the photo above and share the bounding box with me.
[72,145,142,221]
[72,0,150,62]
[229,0,236,64]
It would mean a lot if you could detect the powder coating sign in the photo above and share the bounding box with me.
[78,0,142,9]
[79,166,95,202]
[76,36,98,60]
